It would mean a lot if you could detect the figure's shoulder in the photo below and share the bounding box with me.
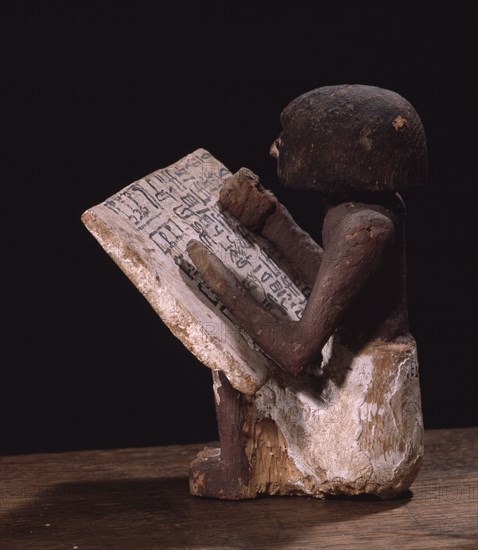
[323,202,395,247]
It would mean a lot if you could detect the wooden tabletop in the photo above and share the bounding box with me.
[1,428,477,549]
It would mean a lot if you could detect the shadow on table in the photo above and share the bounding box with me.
[1,475,410,549]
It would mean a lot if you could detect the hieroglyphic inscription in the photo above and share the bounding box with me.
[100,149,307,321]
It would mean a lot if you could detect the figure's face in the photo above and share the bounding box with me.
[269,126,312,190]
[269,134,288,187]
[269,133,283,181]
[270,104,309,190]
[270,129,301,190]
[269,135,281,161]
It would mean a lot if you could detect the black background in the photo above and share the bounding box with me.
[1,0,477,454]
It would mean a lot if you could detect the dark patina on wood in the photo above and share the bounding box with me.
[273,84,427,193]
[189,371,252,499]
[188,85,426,376]
[188,85,427,499]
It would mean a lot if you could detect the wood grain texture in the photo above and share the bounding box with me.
[1,428,477,549]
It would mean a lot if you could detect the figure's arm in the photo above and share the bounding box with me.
[284,209,395,372]
[188,209,394,376]
[220,168,323,286]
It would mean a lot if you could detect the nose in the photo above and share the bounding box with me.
[270,138,281,159]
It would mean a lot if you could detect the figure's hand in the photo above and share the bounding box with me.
[220,168,278,232]
[187,239,315,378]
[186,239,247,317]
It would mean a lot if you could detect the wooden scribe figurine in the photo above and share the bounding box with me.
[187,84,427,500]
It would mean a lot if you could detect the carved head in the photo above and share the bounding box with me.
[270,84,427,193]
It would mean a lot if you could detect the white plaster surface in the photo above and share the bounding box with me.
[82,149,308,395]
[253,334,424,497]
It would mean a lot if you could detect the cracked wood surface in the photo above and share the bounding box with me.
[1,428,476,549]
